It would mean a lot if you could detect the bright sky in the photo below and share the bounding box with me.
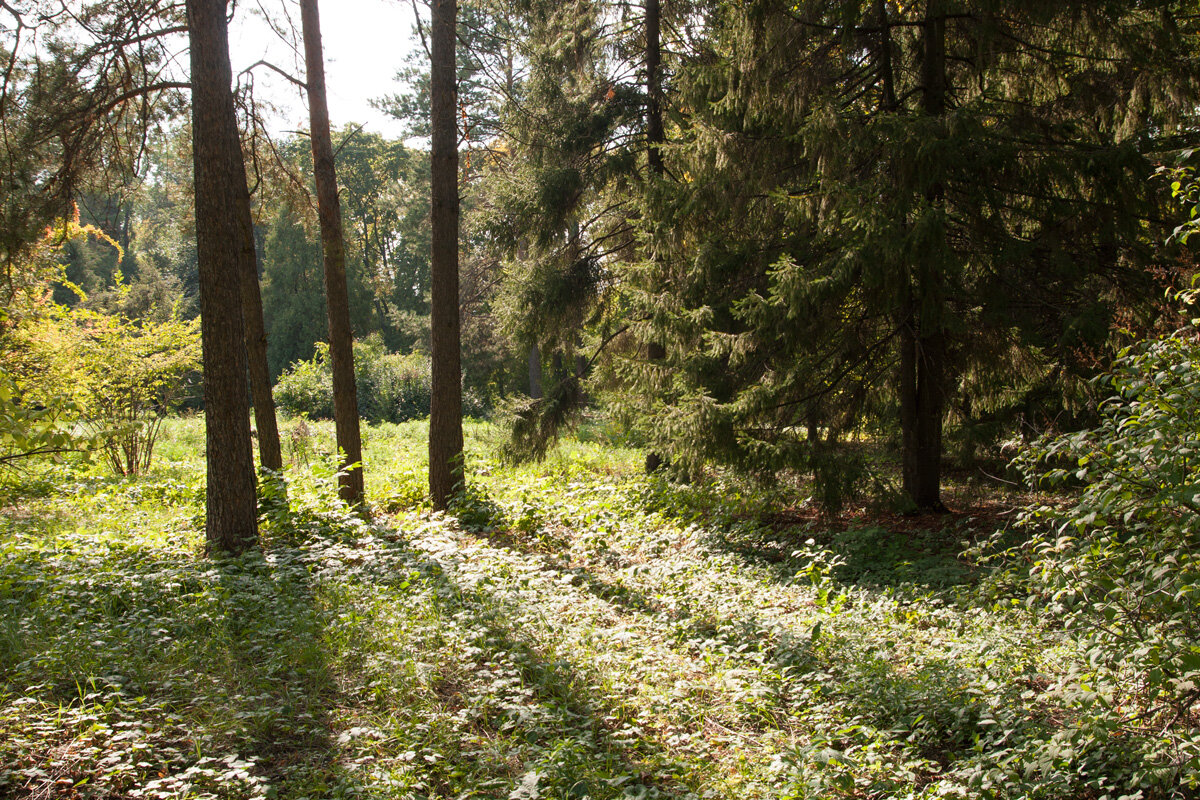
[229,0,422,139]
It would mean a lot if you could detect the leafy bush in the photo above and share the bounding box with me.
[0,215,200,477]
[76,312,201,476]
[274,354,334,420]
[354,335,431,423]
[274,335,431,424]
[0,369,80,473]
[1012,317,1200,795]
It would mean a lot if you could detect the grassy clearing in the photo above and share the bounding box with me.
[0,418,1188,798]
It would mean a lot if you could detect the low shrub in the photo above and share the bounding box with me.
[1008,315,1200,797]
[274,335,431,424]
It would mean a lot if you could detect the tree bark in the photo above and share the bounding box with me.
[186,0,258,554]
[645,0,665,178]
[237,200,282,471]
[898,0,948,512]
[876,0,897,112]
[644,0,666,475]
[300,0,365,506]
[528,343,542,399]
[429,0,463,510]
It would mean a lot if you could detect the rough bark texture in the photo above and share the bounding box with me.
[237,199,282,471]
[186,0,258,554]
[644,0,666,475]
[645,0,665,177]
[429,0,464,510]
[899,2,948,512]
[876,0,896,112]
[529,343,542,399]
[301,0,365,505]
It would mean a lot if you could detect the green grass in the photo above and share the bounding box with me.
[0,418,1191,799]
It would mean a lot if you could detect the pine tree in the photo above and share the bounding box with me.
[429,0,464,509]
[186,0,258,553]
[301,0,365,506]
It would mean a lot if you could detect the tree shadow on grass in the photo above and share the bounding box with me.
[212,549,361,796]
[315,526,705,798]
[474,519,1057,798]
[466,523,821,724]
[639,477,976,594]
[0,527,367,798]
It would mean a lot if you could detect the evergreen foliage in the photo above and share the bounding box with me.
[0,1,186,278]
[613,0,1199,508]
[483,0,660,454]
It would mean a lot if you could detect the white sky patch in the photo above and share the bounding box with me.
[230,0,420,139]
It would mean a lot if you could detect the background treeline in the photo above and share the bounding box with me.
[12,0,1200,515]
[51,125,520,419]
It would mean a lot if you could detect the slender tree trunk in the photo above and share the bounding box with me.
[429,0,463,510]
[876,0,896,112]
[574,346,589,405]
[300,0,365,506]
[529,343,542,399]
[898,298,920,500]
[186,0,258,554]
[644,0,667,474]
[646,0,665,177]
[899,1,948,512]
[237,203,282,471]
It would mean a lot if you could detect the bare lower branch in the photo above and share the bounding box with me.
[240,59,307,90]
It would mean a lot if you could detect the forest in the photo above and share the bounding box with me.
[2,0,1200,797]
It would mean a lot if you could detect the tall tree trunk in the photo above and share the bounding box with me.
[899,0,948,512]
[644,0,666,474]
[429,0,463,510]
[237,204,282,471]
[186,0,258,554]
[528,343,542,399]
[876,0,896,112]
[646,0,665,177]
[300,0,365,506]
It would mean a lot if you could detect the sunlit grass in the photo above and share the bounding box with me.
[0,417,1188,799]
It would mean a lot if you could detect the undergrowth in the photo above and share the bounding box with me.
[0,418,1194,798]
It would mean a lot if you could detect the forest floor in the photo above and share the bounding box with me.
[0,418,1140,798]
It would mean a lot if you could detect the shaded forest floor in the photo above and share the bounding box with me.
[0,418,1174,798]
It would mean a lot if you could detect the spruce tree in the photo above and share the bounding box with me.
[485,0,662,459]
[634,0,1199,510]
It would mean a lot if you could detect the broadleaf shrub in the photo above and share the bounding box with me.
[1012,317,1200,795]
[0,214,200,477]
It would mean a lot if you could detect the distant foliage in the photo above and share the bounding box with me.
[273,356,333,420]
[274,335,432,424]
